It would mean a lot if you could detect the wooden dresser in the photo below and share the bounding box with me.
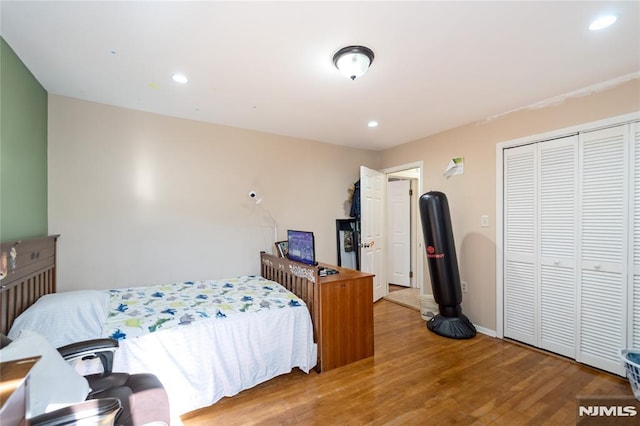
[316,263,374,372]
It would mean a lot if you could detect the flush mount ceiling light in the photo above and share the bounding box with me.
[333,45,374,80]
[589,15,617,30]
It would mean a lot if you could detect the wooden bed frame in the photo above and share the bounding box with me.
[260,251,319,344]
[0,239,319,346]
[0,235,59,336]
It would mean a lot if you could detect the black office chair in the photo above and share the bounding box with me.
[2,336,170,426]
[57,338,169,425]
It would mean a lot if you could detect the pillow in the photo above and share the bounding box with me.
[8,290,111,347]
[0,330,90,417]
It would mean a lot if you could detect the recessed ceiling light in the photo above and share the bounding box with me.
[368,121,378,128]
[589,15,617,31]
[172,73,188,84]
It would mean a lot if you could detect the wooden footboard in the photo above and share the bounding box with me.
[0,235,59,335]
[260,252,319,344]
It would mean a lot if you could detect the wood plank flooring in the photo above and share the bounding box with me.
[181,300,632,425]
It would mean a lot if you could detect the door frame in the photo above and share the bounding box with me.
[495,112,639,339]
[382,161,424,295]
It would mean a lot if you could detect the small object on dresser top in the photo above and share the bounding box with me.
[318,266,339,277]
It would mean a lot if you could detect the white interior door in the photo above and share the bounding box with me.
[503,136,579,357]
[632,122,640,349]
[577,125,628,375]
[503,143,538,346]
[538,136,578,358]
[360,166,386,302]
[387,180,410,286]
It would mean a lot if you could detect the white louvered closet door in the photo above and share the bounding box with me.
[578,125,629,375]
[538,136,578,358]
[632,122,640,348]
[504,144,537,346]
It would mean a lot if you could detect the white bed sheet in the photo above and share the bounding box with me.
[9,277,318,421]
[113,305,317,416]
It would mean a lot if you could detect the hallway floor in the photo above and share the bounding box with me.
[384,285,420,310]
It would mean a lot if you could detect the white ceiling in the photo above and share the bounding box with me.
[1,1,638,151]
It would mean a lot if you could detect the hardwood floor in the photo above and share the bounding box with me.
[181,300,632,425]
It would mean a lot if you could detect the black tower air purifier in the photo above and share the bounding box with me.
[419,191,476,339]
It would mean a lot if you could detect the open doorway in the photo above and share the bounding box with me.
[358,162,424,304]
[383,163,424,309]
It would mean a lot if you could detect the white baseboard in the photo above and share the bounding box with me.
[474,325,497,338]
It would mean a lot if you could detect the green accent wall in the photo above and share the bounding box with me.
[0,37,48,242]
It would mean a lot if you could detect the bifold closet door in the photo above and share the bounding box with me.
[632,123,640,348]
[578,124,629,375]
[503,144,537,346]
[538,136,578,358]
[504,121,638,375]
[504,136,578,355]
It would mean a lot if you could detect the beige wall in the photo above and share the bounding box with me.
[48,95,380,291]
[49,80,639,331]
[379,79,640,332]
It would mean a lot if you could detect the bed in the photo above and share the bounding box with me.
[1,235,320,417]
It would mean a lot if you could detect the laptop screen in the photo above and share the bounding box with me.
[287,230,315,265]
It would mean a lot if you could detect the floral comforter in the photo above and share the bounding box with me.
[102,275,305,341]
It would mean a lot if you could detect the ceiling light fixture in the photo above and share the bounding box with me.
[333,45,374,80]
[589,15,617,31]
[368,121,378,128]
